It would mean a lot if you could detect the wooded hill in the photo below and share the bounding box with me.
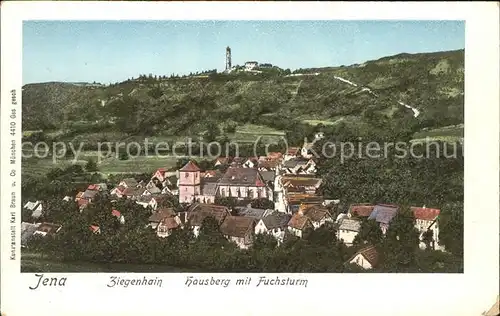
[22,49,464,144]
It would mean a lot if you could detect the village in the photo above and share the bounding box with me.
[21,133,444,271]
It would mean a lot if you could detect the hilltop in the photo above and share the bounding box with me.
[22,49,464,145]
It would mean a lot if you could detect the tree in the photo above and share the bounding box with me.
[353,218,384,246]
[250,198,275,210]
[438,204,463,256]
[199,216,226,247]
[214,197,237,210]
[252,233,278,250]
[119,151,129,161]
[85,158,98,172]
[381,209,420,271]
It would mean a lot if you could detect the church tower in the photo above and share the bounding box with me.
[225,46,232,72]
[178,160,201,203]
[274,167,288,213]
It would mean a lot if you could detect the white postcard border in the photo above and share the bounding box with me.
[1,2,499,316]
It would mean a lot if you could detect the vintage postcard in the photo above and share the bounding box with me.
[1,1,499,316]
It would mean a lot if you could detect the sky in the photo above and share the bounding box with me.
[23,20,465,84]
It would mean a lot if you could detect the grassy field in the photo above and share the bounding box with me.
[302,119,338,126]
[21,252,192,273]
[98,155,178,174]
[412,124,464,142]
[235,123,285,135]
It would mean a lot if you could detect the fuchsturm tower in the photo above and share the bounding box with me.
[225,46,232,72]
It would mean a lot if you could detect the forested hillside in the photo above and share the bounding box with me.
[22,49,464,145]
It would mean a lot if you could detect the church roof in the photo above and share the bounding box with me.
[218,167,267,187]
[180,161,201,172]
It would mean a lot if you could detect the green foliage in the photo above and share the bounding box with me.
[85,158,98,172]
[250,198,274,210]
[353,218,384,246]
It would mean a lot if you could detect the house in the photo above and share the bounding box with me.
[266,152,283,160]
[337,218,361,246]
[89,225,101,234]
[62,196,72,202]
[75,191,85,201]
[214,157,230,167]
[242,157,259,169]
[135,195,158,210]
[411,206,441,250]
[258,159,281,171]
[21,222,40,247]
[95,183,108,191]
[298,204,333,229]
[33,223,62,237]
[119,178,139,188]
[367,204,399,234]
[78,198,90,210]
[157,216,182,238]
[110,186,126,198]
[123,187,147,199]
[287,213,314,238]
[151,168,168,183]
[244,61,259,71]
[111,209,125,224]
[348,203,375,218]
[255,212,292,244]
[284,147,301,161]
[283,158,307,175]
[301,142,315,159]
[282,158,316,175]
[282,176,322,195]
[287,193,324,214]
[233,207,274,220]
[24,201,43,219]
[148,208,177,229]
[219,216,256,249]
[346,245,379,270]
[186,203,231,237]
[82,189,99,202]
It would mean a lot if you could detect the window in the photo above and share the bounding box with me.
[185,173,189,178]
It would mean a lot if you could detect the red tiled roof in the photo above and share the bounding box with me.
[87,184,98,191]
[267,152,283,159]
[287,147,300,155]
[180,160,201,172]
[89,225,100,233]
[113,185,126,193]
[220,216,255,238]
[216,157,229,164]
[78,199,90,207]
[155,168,167,177]
[411,207,440,221]
[301,205,331,222]
[357,245,379,267]
[288,213,313,230]
[186,203,231,227]
[160,217,180,230]
[111,209,121,217]
[349,204,375,217]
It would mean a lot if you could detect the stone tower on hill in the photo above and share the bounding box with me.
[225,46,232,72]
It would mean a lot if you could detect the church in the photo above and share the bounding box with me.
[178,160,285,211]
